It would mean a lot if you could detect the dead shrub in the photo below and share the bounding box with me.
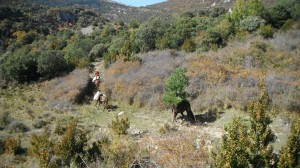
[152,134,210,167]
[4,136,22,155]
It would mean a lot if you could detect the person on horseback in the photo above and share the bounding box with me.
[92,70,101,90]
[92,71,101,82]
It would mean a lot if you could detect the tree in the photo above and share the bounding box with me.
[37,50,69,79]
[216,83,277,167]
[215,117,251,168]
[163,68,189,106]
[248,83,276,167]
[278,118,300,168]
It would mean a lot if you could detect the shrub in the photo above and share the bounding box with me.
[101,135,137,167]
[0,111,11,129]
[7,121,30,133]
[108,115,130,136]
[278,117,300,168]
[240,16,266,32]
[29,128,53,168]
[181,38,196,52]
[209,7,225,18]
[32,119,47,129]
[259,24,275,39]
[3,45,39,83]
[215,117,250,167]
[4,136,22,155]
[37,50,69,79]
[215,83,277,167]
[54,119,87,166]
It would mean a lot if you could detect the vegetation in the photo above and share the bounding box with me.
[0,0,299,167]
[163,68,189,106]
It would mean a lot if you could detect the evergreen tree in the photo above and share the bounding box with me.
[248,83,276,167]
[163,68,189,106]
[278,118,300,168]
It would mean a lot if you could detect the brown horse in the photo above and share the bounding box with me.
[96,94,109,111]
[94,79,100,90]
[172,100,196,123]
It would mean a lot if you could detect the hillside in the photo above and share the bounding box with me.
[0,0,300,167]
[0,0,172,23]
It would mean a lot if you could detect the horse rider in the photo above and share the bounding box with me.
[92,71,101,82]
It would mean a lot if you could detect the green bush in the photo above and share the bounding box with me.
[163,68,189,106]
[215,84,277,167]
[37,50,69,79]
[3,45,39,83]
[54,119,87,166]
[259,24,275,39]
[240,16,266,32]
[209,7,225,18]
[108,115,130,136]
[181,38,196,52]
[29,128,53,168]
[278,117,300,168]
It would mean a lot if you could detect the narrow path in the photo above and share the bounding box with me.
[90,60,105,78]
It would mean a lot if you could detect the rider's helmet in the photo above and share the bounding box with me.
[95,71,100,76]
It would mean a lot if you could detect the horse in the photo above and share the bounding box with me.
[96,94,109,111]
[94,79,100,90]
[171,100,196,123]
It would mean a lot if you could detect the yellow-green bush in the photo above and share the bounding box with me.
[29,128,53,168]
[108,115,130,136]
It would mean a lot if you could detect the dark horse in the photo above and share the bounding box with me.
[172,100,196,123]
[96,94,109,111]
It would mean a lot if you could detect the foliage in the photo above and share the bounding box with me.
[240,16,266,32]
[4,136,21,155]
[7,121,30,133]
[163,68,189,106]
[268,4,291,29]
[54,119,87,165]
[37,50,69,79]
[278,117,300,168]
[259,24,275,39]
[2,45,39,83]
[101,135,137,168]
[181,38,196,52]
[209,7,225,18]
[0,111,11,129]
[135,17,169,52]
[215,117,250,168]
[216,83,277,167]
[247,83,276,167]
[199,30,223,51]
[29,128,53,168]
[108,115,130,136]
